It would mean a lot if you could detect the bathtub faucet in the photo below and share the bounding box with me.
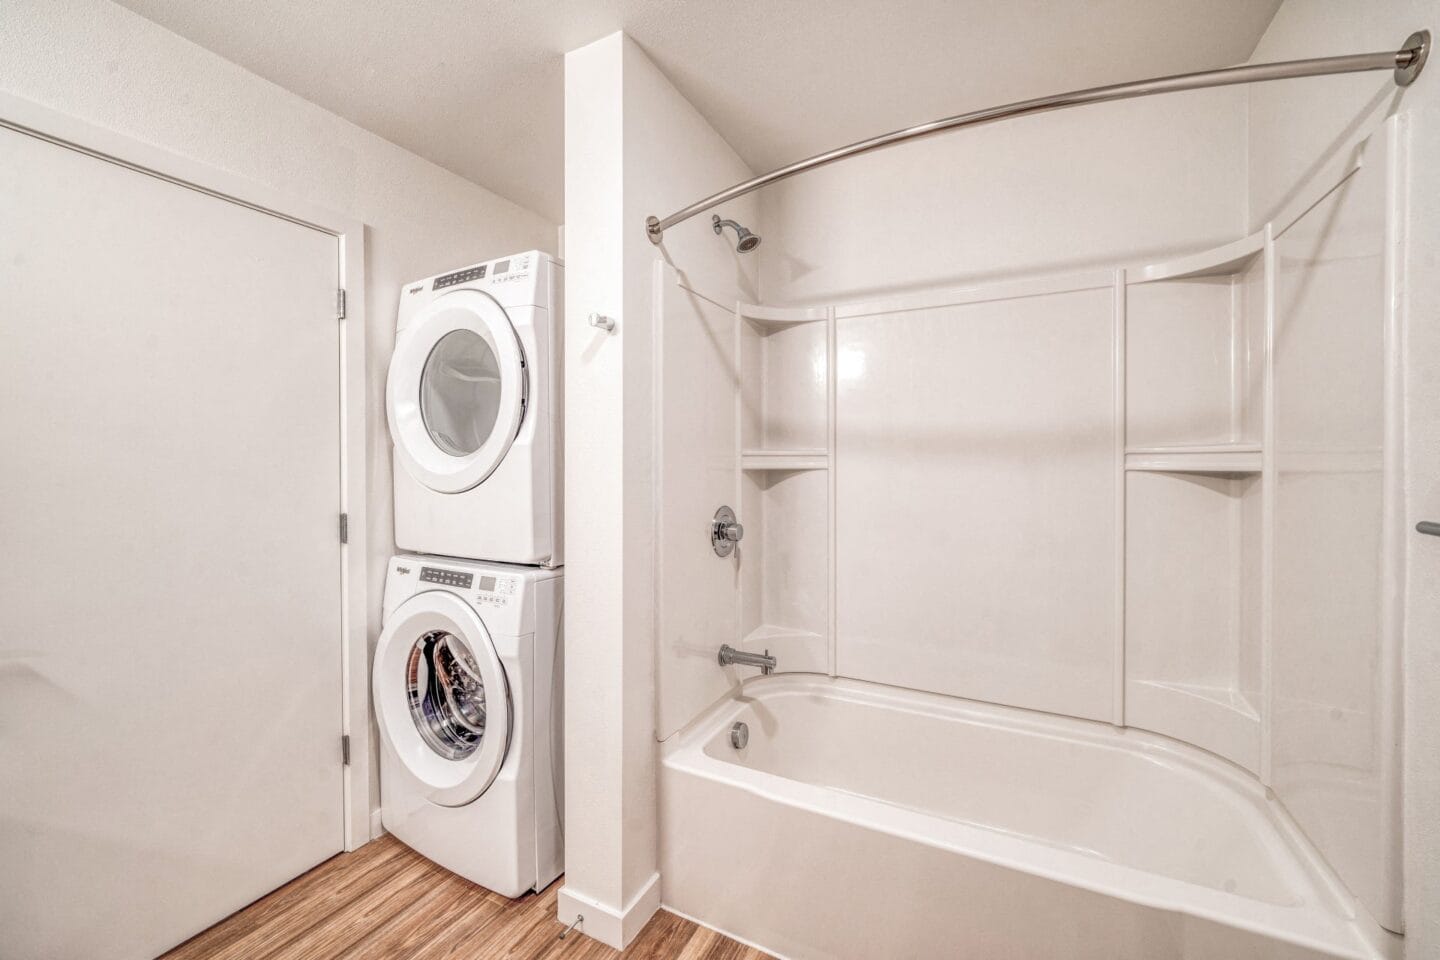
[718,644,776,675]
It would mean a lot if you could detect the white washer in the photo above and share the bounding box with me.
[386,251,562,565]
[374,555,563,896]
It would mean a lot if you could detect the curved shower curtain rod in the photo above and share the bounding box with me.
[645,30,1430,244]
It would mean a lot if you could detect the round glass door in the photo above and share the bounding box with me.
[372,590,511,805]
[420,331,502,458]
[407,630,488,760]
[386,289,527,494]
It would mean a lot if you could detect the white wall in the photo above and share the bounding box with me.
[758,87,1248,304]
[0,0,556,822]
[561,31,757,949]
[1245,3,1440,954]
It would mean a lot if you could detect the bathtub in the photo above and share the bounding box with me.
[659,675,1395,960]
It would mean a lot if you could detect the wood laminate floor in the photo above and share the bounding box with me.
[161,835,772,960]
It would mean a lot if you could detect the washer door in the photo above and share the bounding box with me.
[386,289,527,494]
[374,591,511,806]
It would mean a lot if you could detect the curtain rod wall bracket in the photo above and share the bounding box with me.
[1398,30,1430,86]
[643,30,1429,245]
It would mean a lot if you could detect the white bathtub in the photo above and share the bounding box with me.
[659,675,1395,960]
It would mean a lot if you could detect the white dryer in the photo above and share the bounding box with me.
[386,251,562,565]
[374,555,563,896]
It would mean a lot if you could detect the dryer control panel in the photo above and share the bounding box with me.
[420,566,472,588]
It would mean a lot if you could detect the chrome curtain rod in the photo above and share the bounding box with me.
[645,31,1430,244]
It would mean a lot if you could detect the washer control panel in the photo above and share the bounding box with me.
[385,555,547,632]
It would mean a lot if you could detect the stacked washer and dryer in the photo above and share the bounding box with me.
[375,251,564,897]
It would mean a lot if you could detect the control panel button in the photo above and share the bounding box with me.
[419,566,474,589]
[433,265,487,290]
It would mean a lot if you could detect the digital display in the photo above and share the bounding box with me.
[493,260,510,275]
[478,575,497,591]
[420,566,473,589]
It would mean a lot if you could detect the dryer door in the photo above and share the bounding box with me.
[386,289,527,493]
[374,591,511,806]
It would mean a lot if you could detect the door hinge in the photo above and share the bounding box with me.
[341,734,351,766]
[339,512,349,544]
[336,288,347,320]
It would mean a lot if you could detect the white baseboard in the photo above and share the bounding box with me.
[556,872,661,950]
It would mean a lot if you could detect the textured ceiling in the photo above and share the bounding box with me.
[115,0,1282,222]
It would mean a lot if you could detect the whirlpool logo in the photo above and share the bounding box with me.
[396,565,411,575]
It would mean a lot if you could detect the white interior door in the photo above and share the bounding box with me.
[0,122,344,959]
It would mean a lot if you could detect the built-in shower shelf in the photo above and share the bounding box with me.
[1131,229,1265,283]
[741,449,829,471]
[1125,443,1261,475]
[737,302,828,326]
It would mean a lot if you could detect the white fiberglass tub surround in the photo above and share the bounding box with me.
[660,676,1394,960]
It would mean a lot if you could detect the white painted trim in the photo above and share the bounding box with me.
[834,269,1113,320]
[0,91,373,852]
[369,808,385,840]
[557,873,662,950]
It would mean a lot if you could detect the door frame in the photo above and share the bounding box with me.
[0,92,373,851]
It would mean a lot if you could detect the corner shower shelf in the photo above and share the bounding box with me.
[1124,443,1262,475]
[738,302,827,326]
[741,449,829,471]
[1131,230,1264,283]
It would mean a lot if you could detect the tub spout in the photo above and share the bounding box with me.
[718,644,776,675]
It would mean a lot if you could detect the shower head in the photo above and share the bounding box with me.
[712,215,761,253]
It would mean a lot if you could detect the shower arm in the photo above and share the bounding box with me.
[644,31,1430,245]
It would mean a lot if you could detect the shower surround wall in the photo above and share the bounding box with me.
[652,136,1407,956]
[1246,1,1440,949]
[562,13,1432,960]
[638,15,1424,960]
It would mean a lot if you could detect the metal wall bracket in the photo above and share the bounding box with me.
[1397,30,1430,86]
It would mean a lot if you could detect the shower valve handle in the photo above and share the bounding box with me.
[711,505,743,557]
